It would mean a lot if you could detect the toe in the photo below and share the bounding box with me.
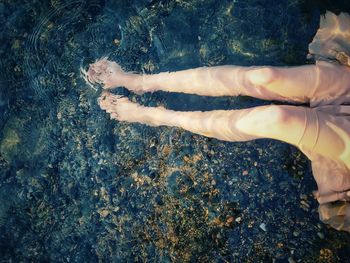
[87,67,97,83]
[97,92,111,110]
[110,112,119,120]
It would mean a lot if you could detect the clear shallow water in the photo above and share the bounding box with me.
[0,0,350,261]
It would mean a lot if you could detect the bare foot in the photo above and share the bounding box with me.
[87,58,136,90]
[98,92,144,122]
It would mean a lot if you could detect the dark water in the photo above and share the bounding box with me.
[0,0,350,262]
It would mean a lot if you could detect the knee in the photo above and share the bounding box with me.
[236,105,307,144]
[263,105,289,123]
[256,105,306,141]
[246,67,278,85]
[235,105,285,135]
[263,106,304,131]
[251,105,287,125]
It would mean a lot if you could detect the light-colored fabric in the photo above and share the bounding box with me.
[305,11,350,232]
[308,11,350,67]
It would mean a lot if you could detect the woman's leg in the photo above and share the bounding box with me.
[98,92,345,161]
[87,59,350,103]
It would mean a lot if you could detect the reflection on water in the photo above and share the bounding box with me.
[0,0,350,261]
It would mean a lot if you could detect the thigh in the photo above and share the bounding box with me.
[299,108,349,167]
[236,104,347,162]
[241,65,317,103]
[235,105,309,146]
[245,62,350,106]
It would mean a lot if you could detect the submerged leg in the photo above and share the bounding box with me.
[98,93,345,162]
[87,59,350,103]
[87,58,257,96]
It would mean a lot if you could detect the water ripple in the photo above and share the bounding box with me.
[23,0,85,102]
[26,0,84,53]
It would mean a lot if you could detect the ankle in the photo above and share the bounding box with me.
[141,106,172,127]
[120,73,142,90]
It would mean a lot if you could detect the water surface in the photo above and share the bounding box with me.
[0,0,350,261]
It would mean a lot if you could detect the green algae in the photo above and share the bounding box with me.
[0,118,22,162]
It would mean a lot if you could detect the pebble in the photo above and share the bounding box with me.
[226,216,234,224]
[99,209,109,218]
[300,200,310,208]
[259,223,267,232]
[231,176,239,183]
[293,231,300,237]
[317,232,325,239]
